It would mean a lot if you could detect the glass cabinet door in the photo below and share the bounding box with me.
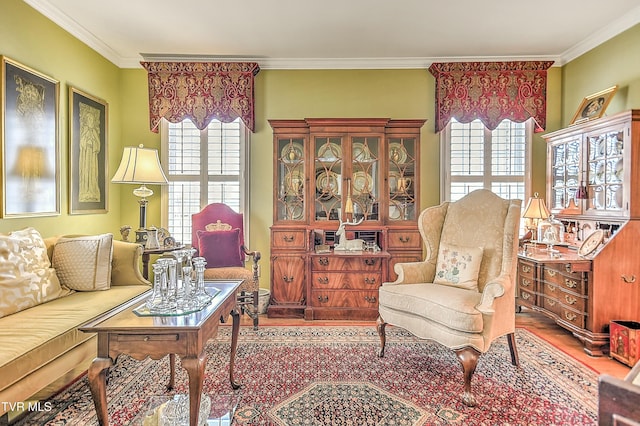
[550,138,581,213]
[585,129,624,214]
[388,137,417,221]
[276,137,305,222]
[313,136,343,222]
[350,136,380,221]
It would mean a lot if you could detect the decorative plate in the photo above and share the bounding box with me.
[388,204,402,220]
[389,142,407,164]
[578,229,605,257]
[281,142,303,163]
[352,171,373,195]
[317,142,342,161]
[316,170,339,200]
[352,142,372,162]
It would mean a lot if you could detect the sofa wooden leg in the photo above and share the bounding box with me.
[507,332,519,366]
[454,346,481,407]
[376,317,387,357]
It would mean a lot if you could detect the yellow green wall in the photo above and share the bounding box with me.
[2,0,639,289]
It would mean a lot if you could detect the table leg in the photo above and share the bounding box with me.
[167,353,176,390]
[181,352,206,426]
[230,308,241,390]
[87,357,113,426]
[142,252,150,280]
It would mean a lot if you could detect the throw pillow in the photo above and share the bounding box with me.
[433,243,483,291]
[0,227,69,318]
[53,234,113,291]
[196,229,243,268]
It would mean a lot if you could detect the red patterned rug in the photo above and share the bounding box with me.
[15,326,598,425]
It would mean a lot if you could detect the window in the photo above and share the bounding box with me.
[160,118,249,245]
[441,118,532,202]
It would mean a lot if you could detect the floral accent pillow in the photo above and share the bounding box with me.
[433,243,483,291]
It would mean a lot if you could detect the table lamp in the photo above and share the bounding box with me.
[522,192,549,242]
[111,144,168,245]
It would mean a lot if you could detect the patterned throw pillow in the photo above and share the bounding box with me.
[433,243,483,291]
[52,234,113,291]
[0,227,69,318]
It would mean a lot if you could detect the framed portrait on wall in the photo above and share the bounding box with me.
[570,85,618,125]
[69,86,108,214]
[1,56,60,217]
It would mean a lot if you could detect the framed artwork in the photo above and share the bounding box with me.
[1,56,60,217]
[69,86,108,214]
[570,85,618,125]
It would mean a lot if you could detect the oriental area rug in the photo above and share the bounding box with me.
[16,326,598,425]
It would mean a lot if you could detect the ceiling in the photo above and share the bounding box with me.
[25,0,640,69]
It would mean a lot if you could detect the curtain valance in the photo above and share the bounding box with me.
[141,61,260,132]
[428,61,553,133]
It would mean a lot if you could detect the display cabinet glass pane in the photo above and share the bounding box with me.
[276,137,305,221]
[388,137,417,221]
[351,136,380,221]
[586,131,624,213]
[313,136,343,221]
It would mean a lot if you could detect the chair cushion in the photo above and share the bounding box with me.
[0,228,70,318]
[52,234,113,291]
[378,283,484,333]
[197,229,243,267]
[433,243,483,291]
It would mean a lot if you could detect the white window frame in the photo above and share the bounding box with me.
[159,118,250,245]
[440,118,533,203]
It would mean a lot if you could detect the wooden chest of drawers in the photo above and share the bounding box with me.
[306,252,389,320]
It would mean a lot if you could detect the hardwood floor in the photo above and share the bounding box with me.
[241,308,632,380]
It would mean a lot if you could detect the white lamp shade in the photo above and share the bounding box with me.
[111,145,168,185]
[522,193,550,220]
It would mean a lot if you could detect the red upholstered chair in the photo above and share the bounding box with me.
[192,203,261,329]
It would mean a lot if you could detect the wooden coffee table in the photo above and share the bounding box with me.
[79,279,243,426]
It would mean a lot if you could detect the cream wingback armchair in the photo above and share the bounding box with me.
[377,189,522,407]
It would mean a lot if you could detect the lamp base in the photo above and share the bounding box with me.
[135,229,148,247]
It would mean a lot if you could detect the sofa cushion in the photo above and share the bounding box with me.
[0,285,148,395]
[434,243,483,291]
[52,234,113,291]
[378,283,484,333]
[0,228,70,318]
[197,229,243,267]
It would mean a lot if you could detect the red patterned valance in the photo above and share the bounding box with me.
[141,61,260,132]
[428,61,553,133]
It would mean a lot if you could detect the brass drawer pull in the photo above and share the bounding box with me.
[521,292,531,300]
[547,284,556,292]
[521,265,532,274]
[521,278,531,287]
[364,277,377,284]
[317,295,329,303]
[547,270,557,277]
[621,274,637,283]
[547,299,557,307]
[364,296,377,303]
[283,275,294,283]
[564,295,577,305]
[399,236,411,243]
[364,258,376,266]
[317,276,329,284]
[282,235,295,242]
[565,311,577,321]
[319,257,329,266]
[564,279,577,289]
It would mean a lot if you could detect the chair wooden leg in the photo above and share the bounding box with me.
[454,346,481,407]
[507,332,519,366]
[251,289,259,330]
[376,316,387,357]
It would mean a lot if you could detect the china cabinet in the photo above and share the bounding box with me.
[517,110,640,355]
[268,118,425,319]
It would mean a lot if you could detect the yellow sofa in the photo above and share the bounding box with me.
[0,236,150,418]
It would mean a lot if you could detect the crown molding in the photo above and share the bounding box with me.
[559,4,640,65]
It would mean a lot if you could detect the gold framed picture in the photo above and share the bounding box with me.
[570,85,618,125]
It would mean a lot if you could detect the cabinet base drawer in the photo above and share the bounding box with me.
[310,290,379,308]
